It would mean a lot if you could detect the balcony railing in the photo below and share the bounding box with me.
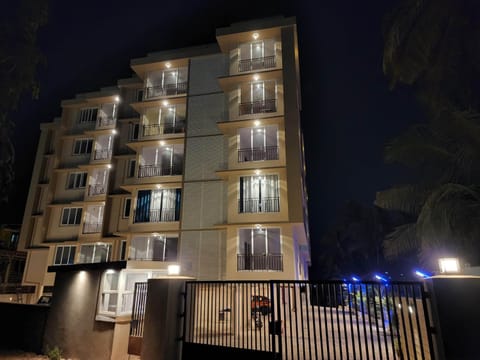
[83,222,102,234]
[144,82,187,100]
[88,184,106,196]
[96,117,115,128]
[238,146,279,162]
[93,149,112,160]
[138,163,182,178]
[142,121,185,137]
[238,197,280,213]
[133,208,178,223]
[238,55,276,72]
[237,254,283,271]
[239,98,277,116]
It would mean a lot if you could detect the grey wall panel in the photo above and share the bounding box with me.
[188,53,227,96]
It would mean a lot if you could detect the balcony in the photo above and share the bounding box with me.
[238,55,276,73]
[142,121,185,137]
[238,197,280,213]
[239,99,277,116]
[144,82,187,100]
[83,222,102,234]
[133,208,178,223]
[97,116,116,128]
[94,149,112,161]
[138,163,182,178]
[237,254,283,271]
[238,146,279,162]
[88,184,106,196]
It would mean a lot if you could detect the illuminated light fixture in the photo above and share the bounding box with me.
[254,120,260,127]
[107,164,112,169]
[351,276,360,282]
[438,257,460,274]
[255,224,262,229]
[168,264,181,276]
[255,170,260,175]
[111,129,117,134]
[106,269,115,274]
[375,274,388,282]
[252,32,259,40]
[114,96,120,102]
[253,74,259,81]
[165,62,171,68]
[156,184,162,189]
[169,107,174,112]
[408,306,414,314]
[159,140,165,146]
[414,270,431,279]
[162,100,169,106]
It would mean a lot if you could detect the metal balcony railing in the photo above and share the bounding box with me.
[239,98,277,115]
[137,163,182,178]
[238,55,276,72]
[96,117,115,128]
[238,197,280,213]
[237,254,283,271]
[93,149,112,160]
[142,121,185,137]
[133,208,178,223]
[144,82,187,100]
[82,222,102,234]
[238,146,279,162]
[88,184,106,196]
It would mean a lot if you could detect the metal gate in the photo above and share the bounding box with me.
[181,280,435,360]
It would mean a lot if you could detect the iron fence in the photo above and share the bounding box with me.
[238,56,276,72]
[239,99,277,115]
[238,146,279,162]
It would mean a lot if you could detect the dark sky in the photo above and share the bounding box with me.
[5,0,423,271]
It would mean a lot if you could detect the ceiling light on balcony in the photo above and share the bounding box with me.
[156,184,162,189]
[254,120,260,127]
[114,96,120,102]
[255,170,260,175]
[111,129,117,134]
[165,62,171,68]
[253,74,259,81]
[252,32,259,40]
[163,100,169,106]
[168,264,181,276]
[107,164,112,169]
[159,141,165,146]
[255,224,262,229]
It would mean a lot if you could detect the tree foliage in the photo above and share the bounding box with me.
[379,0,480,270]
[0,0,48,204]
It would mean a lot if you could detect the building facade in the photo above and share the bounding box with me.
[18,16,310,317]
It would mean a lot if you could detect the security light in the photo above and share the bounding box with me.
[168,264,181,276]
[438,258,460,273]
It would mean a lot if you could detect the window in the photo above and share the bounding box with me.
[134,188,181,223]
[78,107,98,124]
[238,126,278,162]
[123,198,132,218]
[239,175,279,213]
[79,243,111,263]
[61,207,82,225]
[129,235,178,261]
[54,246,76,265]
[120,240,127,260]
[127,159,136,178]
[129,123,139,141]
[135,89,144,102]
[73,138,93,155]
[67,172,87,189]
[238,228,282,271]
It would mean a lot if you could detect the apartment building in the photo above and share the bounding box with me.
[18,16,310,318]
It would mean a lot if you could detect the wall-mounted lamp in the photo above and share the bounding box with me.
[168,264,181,276]
[438,257,460,274]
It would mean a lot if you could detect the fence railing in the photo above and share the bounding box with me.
[144,82,187,99]
[93,149,112,160]
[182,280,435,360]
[133,208,178,223]
[238,146,279,162]
[142,122,185,137]
[238,197,280,213]
[88,184,106,196]
[130,282,148,337]
[239,99,277,116]
[96,117,115,128]
[238,55,276,72]
[237,254,283,271]
[82,222,102,234]
[138,163,183,178]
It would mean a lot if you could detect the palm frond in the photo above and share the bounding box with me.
[375,184,430,216]
[383,222,418,260]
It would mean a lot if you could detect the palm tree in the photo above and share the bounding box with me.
[378,0,480,270]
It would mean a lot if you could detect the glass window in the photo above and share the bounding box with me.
[67,172,87,189]
[79,243,111,263]
[73,139,93,155]
[129,235,178,261]
[127,160,136,178]
[123,198,132,218]
[61,207,82,225]
[78,107,98,124]
[53,245,76,265]
[239,175,279,213]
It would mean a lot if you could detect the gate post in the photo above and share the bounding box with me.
[426,275,480,360]
[141,277,193,360]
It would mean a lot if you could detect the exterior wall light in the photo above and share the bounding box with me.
[114,96,120,102]
[252,32,259,40]
[165,62,171,68]
[253,74,259,81]
[254,120,260,127]
[162,100,169,106]
[438,257,460,274]
[168,264,181,276]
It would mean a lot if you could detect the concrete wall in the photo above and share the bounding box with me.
[43,270,115,360]
[0,302,49,354]
[427,276,480,360]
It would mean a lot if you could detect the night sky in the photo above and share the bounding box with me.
[5,0,423,272]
